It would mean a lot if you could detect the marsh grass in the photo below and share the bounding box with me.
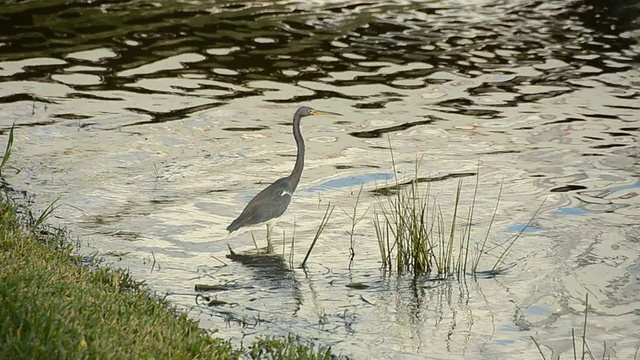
[340,184,370,266]
[373,139,542,278]
[301,202,334,268]
[0,123,15,177]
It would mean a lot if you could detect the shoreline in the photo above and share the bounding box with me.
[0,187,339,359]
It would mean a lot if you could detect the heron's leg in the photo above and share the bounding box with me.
[266,222,274,254]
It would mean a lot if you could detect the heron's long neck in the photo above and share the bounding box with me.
[289,116,305,191]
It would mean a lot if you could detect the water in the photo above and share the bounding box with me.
[1,0,639,358]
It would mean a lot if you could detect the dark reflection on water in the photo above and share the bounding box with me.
[121,102,225,127]
[226,249,294,281]
[371,172,477,195]
[1,1,638,113]
[196,249,304,328]
[349,118,437,138]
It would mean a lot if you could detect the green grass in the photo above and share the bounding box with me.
[0,195,336,360]
[301,201,334,268]
[373,139,542,278]
[340,184,370,266]
[0,197,239,359]
[249,335,333,360]
[0,123,15,177]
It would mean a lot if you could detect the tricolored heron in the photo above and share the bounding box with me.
[226,106,342,249]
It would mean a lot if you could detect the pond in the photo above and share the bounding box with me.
[1,0,639,358]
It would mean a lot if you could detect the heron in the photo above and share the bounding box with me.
[226,106,342,251]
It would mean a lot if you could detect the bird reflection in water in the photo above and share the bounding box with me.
[223,247,304,317]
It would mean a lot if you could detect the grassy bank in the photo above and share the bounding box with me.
[0,195,333,360]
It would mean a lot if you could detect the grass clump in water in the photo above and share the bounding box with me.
[373,140,541,278]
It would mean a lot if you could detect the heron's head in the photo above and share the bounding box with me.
[296,106,342,118]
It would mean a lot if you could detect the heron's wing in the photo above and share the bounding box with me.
[226,178,293,232]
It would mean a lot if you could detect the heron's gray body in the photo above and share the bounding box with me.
[226,177,293,232]
[227,106,342,236]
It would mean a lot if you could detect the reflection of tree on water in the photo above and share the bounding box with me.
[570,0,640,39]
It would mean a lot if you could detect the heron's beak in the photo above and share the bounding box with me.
[310,109,343,116]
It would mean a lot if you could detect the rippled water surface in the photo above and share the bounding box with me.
[1,0,639,358]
